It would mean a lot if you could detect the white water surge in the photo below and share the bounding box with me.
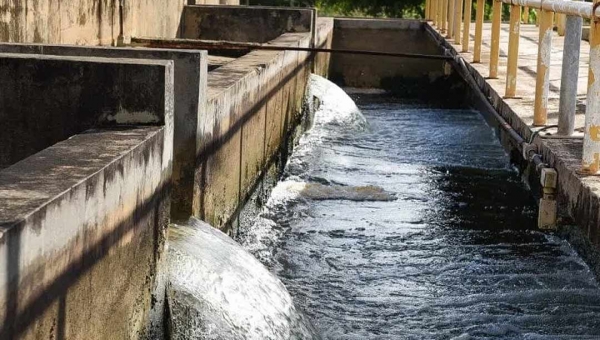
[167,218,319,340]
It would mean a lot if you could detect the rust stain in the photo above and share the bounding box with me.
[590,125,600,141]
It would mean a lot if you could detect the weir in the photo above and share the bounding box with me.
[3,0,600,339]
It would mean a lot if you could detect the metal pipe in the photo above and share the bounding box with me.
[462,0,473,52]
[533,9,554,126]
[583,0,600,174]
[499,0,596,20]
[490,0,502,78]
[558,1,583,136]
[505,4,522,98]
[473,0,485,62]
[129,38,455,61]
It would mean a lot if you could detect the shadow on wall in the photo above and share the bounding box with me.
[2,181,169,340]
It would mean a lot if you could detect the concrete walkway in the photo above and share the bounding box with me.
[452,22,589,137]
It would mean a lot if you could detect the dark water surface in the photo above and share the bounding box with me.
[237,81,600,339]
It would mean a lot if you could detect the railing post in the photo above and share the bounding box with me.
[454,0,464,44]
[534,10,555,126]
[490,0,502,78]
[426,0,431,20]
[557,13,566,36]
[505,4,521,98]
[582,0,600,174]
[442,0,448,33]
[462,0,473,52]
[473,0,485,62]
[558,2,583,136]
[523,6,530,24]
[448,0,456,38]
[436,0,442,28]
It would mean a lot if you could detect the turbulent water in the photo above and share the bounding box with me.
[167,218,320,340]
[236,75,600,339]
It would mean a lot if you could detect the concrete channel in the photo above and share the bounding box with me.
[2,1,600,339]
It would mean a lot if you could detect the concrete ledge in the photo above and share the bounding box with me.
[0,43,207,220]
[0,53,174,170]
[180,5,314,43]
[198,31,313,229]
[0,126,172,339]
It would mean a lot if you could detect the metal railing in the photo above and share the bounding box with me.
[425,0,600,174]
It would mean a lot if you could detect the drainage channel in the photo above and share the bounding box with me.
[235,75,600,339]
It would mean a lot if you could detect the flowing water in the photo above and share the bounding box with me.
[168,219,320,340]
[236,75,600,339]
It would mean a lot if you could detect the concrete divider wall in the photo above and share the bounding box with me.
[0,54,174,339]
[330,18,446,90]
[0,43,208,221]
[180,5,314,43]
[197,31,314,229]
[0,53,174,169]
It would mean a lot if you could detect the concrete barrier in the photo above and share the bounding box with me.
[330,18,447,91]
[198,31,314,230]
[0,43,208,221]
[180,5,314,43]
[0,53,174,339]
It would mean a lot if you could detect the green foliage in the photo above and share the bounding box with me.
[249,0,425,18]
[315,0,424,18]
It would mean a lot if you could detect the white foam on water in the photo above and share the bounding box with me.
[308,74,368,131]
[168,218,319,340]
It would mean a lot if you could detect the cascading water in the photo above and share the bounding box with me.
[167,218,320,340]
[237,75,600,339]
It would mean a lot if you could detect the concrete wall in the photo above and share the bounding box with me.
[314,17,334,77]
[196,31,314,229]
[180,5,313,43]
[0,54,174,339]
[330,18,447,90]
[0,53,174,169]
[0,43,207,221]
[0,0,239,45]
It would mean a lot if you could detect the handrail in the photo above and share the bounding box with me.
[499,0,593,19]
